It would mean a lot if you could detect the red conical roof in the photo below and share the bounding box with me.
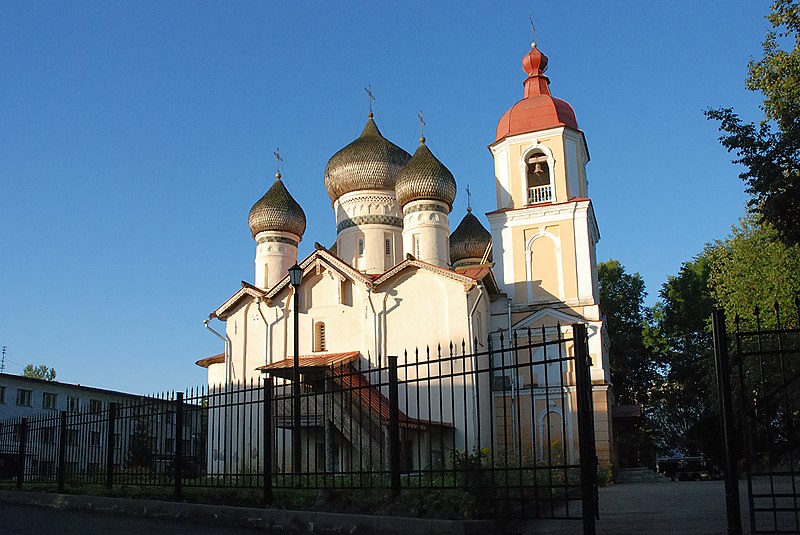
[495,44,578,142]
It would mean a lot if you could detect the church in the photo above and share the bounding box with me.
[197,38,613,471]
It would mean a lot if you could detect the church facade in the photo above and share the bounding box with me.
[198,40,614,471]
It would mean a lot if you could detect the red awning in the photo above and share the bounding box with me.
[257,351,360,378]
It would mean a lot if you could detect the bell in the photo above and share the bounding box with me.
[533,161,544,175]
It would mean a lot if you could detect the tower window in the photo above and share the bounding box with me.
[314,321,327,352]
[412,235,421,258]
[385,238,391,255]
[358,238,364,256]
[526,153,552,204]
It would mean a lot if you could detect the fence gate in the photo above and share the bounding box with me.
[714,304,800,534]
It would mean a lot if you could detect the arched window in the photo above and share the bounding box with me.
[526,152,552,204]
[314,321,327,352]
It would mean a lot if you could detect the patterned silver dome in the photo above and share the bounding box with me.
[248,174,307,238]
[395,139,457,210]
[324,115,412,202]
[450,209,492,264]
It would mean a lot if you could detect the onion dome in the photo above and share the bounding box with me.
[495,43,578,142]
[324,115,412,202]
[248,173,307,238]
[450,208,492,264]
[395,138,457,210]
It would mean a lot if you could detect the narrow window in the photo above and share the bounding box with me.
[42,392,57,410]
[89,399,103,413]
[67,396,80,412]
[385,238,391,255]
[16,389,32,407]
[0,386,5,404]
[412,235,421,258]
[357,238,364,256]
[314,321,327,352]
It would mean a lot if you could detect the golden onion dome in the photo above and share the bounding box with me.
[395,138,457,210]
[450,208,492,264]
[324,115,412,203]
[248,174,306,239]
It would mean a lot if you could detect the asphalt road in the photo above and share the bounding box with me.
[0,502,265,535]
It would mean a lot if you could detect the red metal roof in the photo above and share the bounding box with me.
[257,351,360,372]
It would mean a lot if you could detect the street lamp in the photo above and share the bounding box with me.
[287,263,303,473]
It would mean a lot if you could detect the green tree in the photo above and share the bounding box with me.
[706,0,800,246]
[22,364,57,381]
[598,260,653,405]
[707,216,800,326]
[644,255,720,458]
[598,260,657,467]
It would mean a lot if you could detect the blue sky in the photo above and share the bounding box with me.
[0,1,768,393]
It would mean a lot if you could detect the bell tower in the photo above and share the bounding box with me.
[488,40,598,314]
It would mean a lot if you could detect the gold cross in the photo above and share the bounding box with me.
[274,148,283,174]
[365,85,375,114]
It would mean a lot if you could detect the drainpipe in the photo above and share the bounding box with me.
[366,288,379,368]
[256,298,270,368]
[507,296,518,455]
[467,283,485,447]
[204,320,232,384]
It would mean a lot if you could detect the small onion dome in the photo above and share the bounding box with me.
[450,208,492,264]
[495,44,578,142]
[248,173,307,239]
[395,139,457,210]
[324,115,412,203]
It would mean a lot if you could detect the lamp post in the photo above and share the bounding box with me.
[287,263,303,473]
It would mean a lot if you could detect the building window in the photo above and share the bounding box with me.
[0,386,5,404]
[526,152,552,204]
[314,321,327,352]
[89,399,103,413]
[357,238,364,256]
[67,396,80,412]
[412,235,421,258]
[42,392,57,410]
[16,389,32,407]
[385,238,391,255]
[90,431,102,447]
[66,429,79,446]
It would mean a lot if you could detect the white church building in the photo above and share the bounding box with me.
[198,39,613,471]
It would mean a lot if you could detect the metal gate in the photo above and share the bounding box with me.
[714,303,800,534]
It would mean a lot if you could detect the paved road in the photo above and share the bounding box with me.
[0,502,265,535]
[523,480,750,534]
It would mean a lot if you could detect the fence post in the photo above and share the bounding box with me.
[263,378,273,506]
[16,418,27,489]
[387,355,401,498]
[57,411,67,492]
[174,392,184,499]
[712,309,742,535]
[105,402,117,490]
[573,323,597,535]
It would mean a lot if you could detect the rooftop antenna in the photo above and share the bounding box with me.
[465,185,473,213]
[1,346,5,373]
[529,15,537,48]
[274,148,283,179]
[418,110,426,143]
[365,85,375,117]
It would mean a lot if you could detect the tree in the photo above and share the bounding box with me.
[707,216,800,327]
[598,260,658,467]
[706,0,800,246]
[644,255,720,459]
[598,260,654,405]
[22,364,56,381]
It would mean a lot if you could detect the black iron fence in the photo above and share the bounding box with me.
[714,301,800,534]
[1,323,597,525]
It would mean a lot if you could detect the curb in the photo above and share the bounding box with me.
[0,490,496,534]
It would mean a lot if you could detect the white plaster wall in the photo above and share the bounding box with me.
[401,200,451,268]
[254,230,300,289]
[334,190,403,274]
